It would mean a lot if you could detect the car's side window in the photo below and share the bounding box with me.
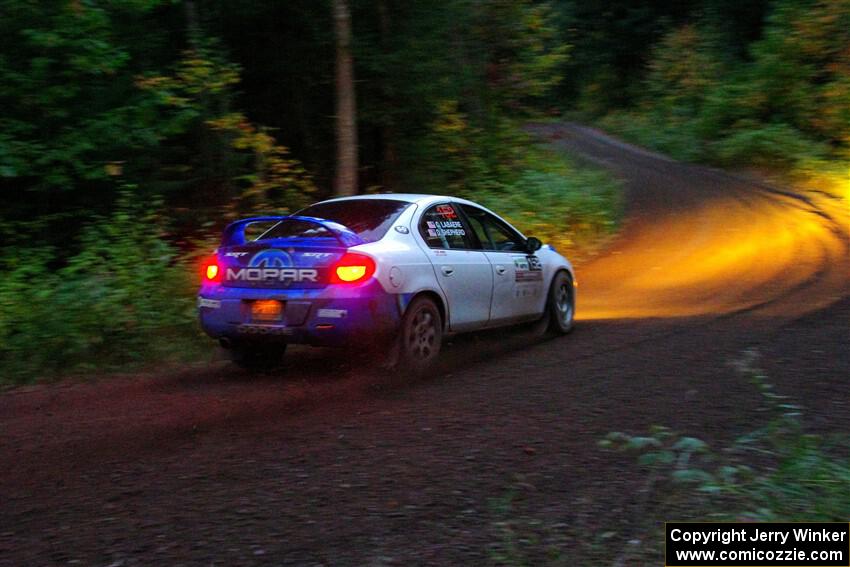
[419,204,475,250]
[460,205,526,252]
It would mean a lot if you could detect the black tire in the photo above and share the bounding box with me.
[546,271,575,335]
[397,296,442,373]
[230,343,287,372]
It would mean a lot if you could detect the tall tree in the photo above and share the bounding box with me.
[333,0,358,195]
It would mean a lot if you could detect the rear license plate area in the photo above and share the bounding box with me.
[250,300,284,322]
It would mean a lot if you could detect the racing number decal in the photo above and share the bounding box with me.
[436,205,458,219]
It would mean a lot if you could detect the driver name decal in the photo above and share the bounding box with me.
[426,219,466,237]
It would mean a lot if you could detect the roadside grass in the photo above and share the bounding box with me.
[601,349,850,523]
[487,349,850,565]
[597,350,850,563]
[487,481,570,566]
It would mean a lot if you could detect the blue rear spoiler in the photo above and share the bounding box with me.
[221,215,365,248]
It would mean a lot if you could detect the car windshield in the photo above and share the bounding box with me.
[262,199,411,243]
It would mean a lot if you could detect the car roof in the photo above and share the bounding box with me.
[313,193,464,206]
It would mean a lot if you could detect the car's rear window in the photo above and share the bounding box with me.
[270,199,411,243]
[256,219,334,240]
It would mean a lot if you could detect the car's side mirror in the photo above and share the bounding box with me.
[525,236,542,253]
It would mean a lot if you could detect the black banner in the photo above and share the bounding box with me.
[666,522,850,566]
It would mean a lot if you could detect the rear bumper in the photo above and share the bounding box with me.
[197,280,403,347]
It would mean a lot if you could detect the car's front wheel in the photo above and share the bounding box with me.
[546,271,575,334]
[397,296,442,373]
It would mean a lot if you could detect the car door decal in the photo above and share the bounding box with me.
[425,219,466,238]
[514,255,543,282]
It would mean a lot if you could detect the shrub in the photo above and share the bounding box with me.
[0,193,202,383]
[471,149,621,254]
[710,122,830,170]
[598,111,707,162]
[601,350,850,522]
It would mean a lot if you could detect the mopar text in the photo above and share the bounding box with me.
[226,267,319,283]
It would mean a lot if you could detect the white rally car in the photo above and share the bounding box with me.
[198,194,576,370]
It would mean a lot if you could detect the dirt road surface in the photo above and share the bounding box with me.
[2,124,848,566]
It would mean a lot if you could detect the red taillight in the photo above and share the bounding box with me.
[330,252,376,284]
[202,256,222,283]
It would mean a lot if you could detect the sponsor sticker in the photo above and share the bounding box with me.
[317,309,347,319]
[249,249,293,268]
[225,248,319,284]
[514,255,543,282]
[197,297,221,309]
[515,271,543,282]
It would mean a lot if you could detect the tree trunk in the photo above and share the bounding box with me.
[377,0,398,190]
[333,0,358,196]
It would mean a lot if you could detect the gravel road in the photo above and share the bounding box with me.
[1,124,847,566]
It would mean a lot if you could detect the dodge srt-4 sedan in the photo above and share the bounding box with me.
[198,194,576,370]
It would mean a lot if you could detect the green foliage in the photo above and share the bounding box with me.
[0,193,202,383]
[137,44,317,220]
[646,25,721,118]
[411,103,621,253]
[597,0,848,195]
[0,0,167,191]
[470,0,569,112]
[471,148,621,253]
[601,350,850,522]
[487,479,571,566]
[556,0,705,111]
[599,111,706,162]
[746,0,850,146]
[710,122,830,169]
[354,0,568,191]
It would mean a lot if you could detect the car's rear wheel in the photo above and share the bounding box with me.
[230,343,287,372]
[547,271,575,335]
[398,296,442,373]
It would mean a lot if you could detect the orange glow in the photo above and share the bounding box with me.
[576,189,848,321]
